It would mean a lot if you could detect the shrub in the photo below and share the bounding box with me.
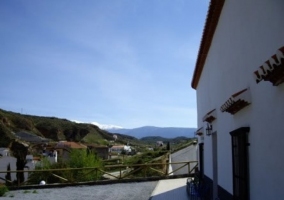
[0,184,8,197]
[65,149,103,182]
[28,149,103,184]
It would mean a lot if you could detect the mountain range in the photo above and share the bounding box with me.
[0,108,196,148]
[0,108,143,147]
[106,126,196,139]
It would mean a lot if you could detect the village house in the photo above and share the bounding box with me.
[87,145,110,160]
[191,0,284,199]
[156,141,163,147]
[0,148,10,157]
[55,141,87,161]
[0,148,35,184]
[110,145,124,154]
[15,131,49,144]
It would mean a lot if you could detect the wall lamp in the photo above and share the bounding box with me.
[206,123,213,136]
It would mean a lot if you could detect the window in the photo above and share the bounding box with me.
[230,127,250,200]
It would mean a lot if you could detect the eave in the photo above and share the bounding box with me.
[191,0,225,89]
[220,88,251,115]
[254,46,284,86]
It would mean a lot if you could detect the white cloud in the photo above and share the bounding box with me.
[72,120,123,130]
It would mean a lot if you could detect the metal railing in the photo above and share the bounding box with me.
[0,161,198,188]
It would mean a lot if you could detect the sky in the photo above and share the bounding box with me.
[0,0,209,129]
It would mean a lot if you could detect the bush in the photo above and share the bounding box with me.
[122,150,168,177]
[28,149,103,184]
[66,149,103,182]
[0,184,8,197]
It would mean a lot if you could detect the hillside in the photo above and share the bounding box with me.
[140,136,189,143]
[106,126,196,139]
[0,108,140,147]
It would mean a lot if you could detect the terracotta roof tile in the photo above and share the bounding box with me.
[191,0,225,89]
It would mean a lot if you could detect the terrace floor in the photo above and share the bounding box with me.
[149,177,189,200]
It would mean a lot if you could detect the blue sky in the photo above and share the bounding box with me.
[0,0,209,128]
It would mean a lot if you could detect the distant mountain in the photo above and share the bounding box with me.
[106,126,196,139]
[140,136,190,143]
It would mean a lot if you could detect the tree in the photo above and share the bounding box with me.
[63,149,103,182]
[166,142,170,151]
[9,140,28,184]
[5,163,11,185]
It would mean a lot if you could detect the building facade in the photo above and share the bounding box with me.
[0,148,35,184]
[87,145,110,160]
[191,0,284,199]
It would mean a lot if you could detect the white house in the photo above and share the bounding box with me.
[110,145,124,154]
[54,141,86,161]
[0,148,35,184]
[156,141,164,147]
[191,0,284,200]
[0,148,10,157]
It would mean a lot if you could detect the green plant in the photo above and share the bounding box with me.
[122,150,168,178]
[23,190,31,193]
[65,149,103,182]
[0,184,8,197]
[32,190,37,193]
[28,149,103,184]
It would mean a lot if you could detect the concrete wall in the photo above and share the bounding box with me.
[195,0,284,199]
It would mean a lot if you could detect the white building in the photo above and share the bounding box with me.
[110,145,124,154]
[0,148,10,157]
[54,141,86,161]
[191,0,284,200]
[0,148,35,184]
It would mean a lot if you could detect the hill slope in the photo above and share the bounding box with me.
[0,108,140,147]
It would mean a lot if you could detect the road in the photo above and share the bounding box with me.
[103,168,131,179]
[170,144,197,175]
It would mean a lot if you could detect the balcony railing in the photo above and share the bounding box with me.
[0,161,198,189]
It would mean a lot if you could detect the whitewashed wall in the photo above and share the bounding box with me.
[0,155,35,183]
[195,0,284,199]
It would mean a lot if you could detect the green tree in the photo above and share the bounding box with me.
[67,149,101,168]
[166,142,170,151]
[5,164,11,186]
[64,149,103,182]
[28,149,103,184]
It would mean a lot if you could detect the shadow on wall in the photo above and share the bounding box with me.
[0,156,35,184]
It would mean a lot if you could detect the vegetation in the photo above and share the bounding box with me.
[0,122,14,147]
[9,141,28,184]
[0,108,141,146]
[0,107,195,183]
[0,184,8,197]
[124,150,167,165]
[28,149,103,184]
[5,164,12,186]
[140,136,189,143]
[0,108,194,152]
[121,150,169,177]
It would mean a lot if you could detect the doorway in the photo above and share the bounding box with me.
[230,127,250,200]
[199,143,204,178]
[212,131,218,199]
